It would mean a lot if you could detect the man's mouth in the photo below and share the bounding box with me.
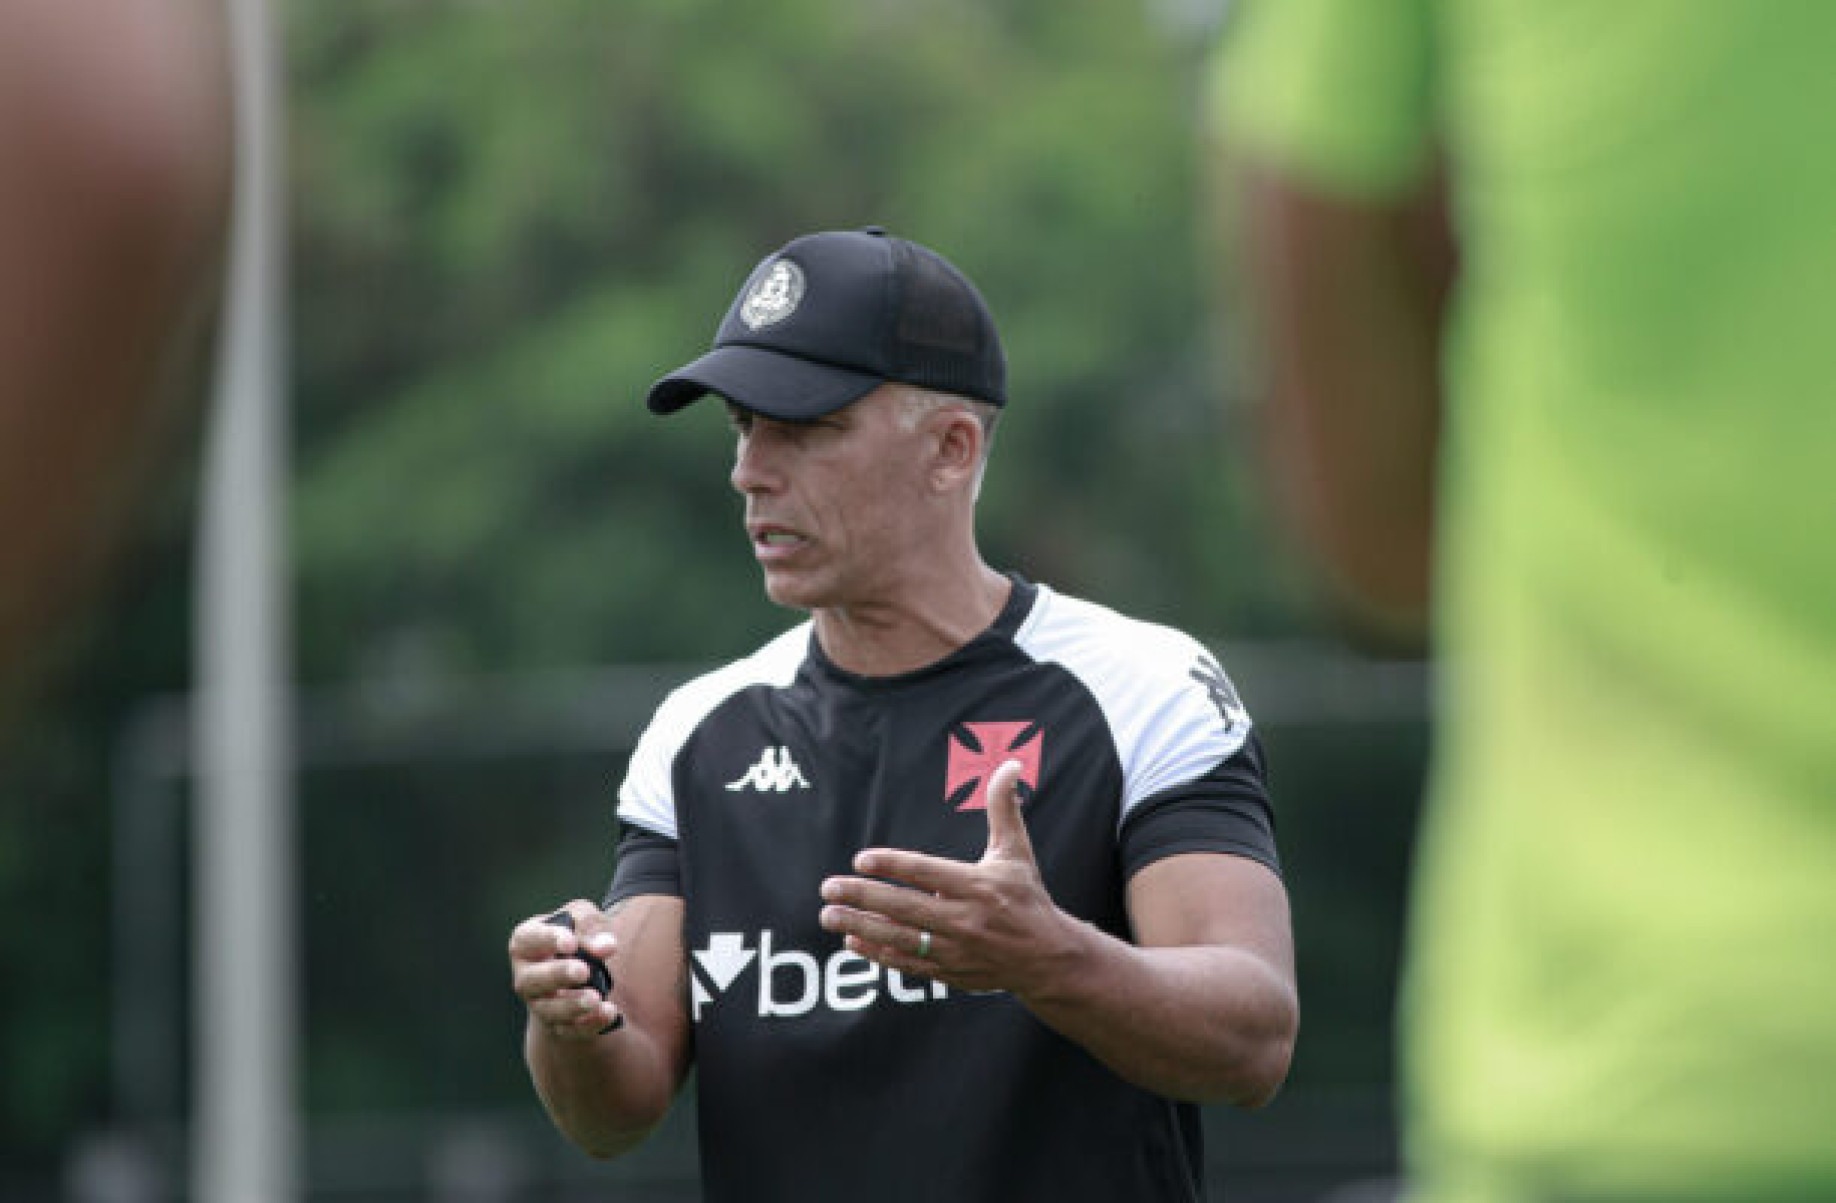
[749,524,808,555]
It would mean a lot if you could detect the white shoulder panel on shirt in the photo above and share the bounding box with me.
[615,622,811,839]
[1013,585,1252,824]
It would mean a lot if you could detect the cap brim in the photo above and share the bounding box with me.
[646,345,883,420]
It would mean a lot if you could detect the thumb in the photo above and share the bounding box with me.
[981,759,1036,862]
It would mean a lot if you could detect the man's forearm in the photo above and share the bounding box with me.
[513,894,692,1160]
[524,1019,680,1159]
[1016,917,1298,1107]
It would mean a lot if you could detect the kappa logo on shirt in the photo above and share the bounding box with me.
[1189,652,1249,736]
[725,745,811,794]
[945,721,1043,810]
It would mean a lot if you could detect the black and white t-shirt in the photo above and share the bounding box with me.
[607,576,1278,1203]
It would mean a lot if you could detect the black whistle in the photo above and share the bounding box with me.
[545,909,623,1033]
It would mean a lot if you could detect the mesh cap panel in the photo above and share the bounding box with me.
[895,240,985,355]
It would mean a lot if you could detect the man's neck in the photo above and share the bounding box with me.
[812,563,1012,678]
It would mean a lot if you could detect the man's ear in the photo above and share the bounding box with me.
[929,409,984,493]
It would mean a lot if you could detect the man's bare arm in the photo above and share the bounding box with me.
[0,0,230,697]
[511,893,692,1158]
[1018,851,1297,1107]
[819,761,1298,1107]
[1234,164,1456,645]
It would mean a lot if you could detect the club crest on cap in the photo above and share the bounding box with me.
[739,258,805,330]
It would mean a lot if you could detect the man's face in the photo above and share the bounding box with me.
[727,385,936,612]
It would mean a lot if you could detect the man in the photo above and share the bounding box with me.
[1215,4,1836,1200]
[508,227,1298,1201]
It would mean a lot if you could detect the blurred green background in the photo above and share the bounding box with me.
[0,1,1425,1198]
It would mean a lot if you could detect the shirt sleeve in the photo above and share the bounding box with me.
[602,821,683,909]
[1117,730,1280,881]
[1210,0,1438,198]
[616,706,684,840]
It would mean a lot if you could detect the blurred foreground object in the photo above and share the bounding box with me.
[0,0,231,701]
[1215,2,1836,1200]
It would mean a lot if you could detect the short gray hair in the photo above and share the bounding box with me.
[892,386,1000,497]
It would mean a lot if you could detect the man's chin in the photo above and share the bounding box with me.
[761,571,822,613]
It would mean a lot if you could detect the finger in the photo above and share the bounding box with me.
[981,759,1035,861]
[512,898,597,959]
[822,907,906,955]
[571,905,624,962]
[550,908,618,963]
[820,876,949,929]
[543,910,616,999]
[841,934,939,984]
[536,989,620,1037]
[563,898,612,934]
[848,847,979,894]
[514,954,594,1002]
[560,985,625,1036]
[510,915,574,961]
[552,898,608,944]
[818,902,926,956]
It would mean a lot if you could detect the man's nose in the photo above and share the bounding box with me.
[730,433,777,495]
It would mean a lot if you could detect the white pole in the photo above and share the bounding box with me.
[194,0,295,1198]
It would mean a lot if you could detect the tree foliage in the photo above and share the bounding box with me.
[288,0,1292,687]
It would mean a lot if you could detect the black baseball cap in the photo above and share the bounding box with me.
[646,227,1006,420]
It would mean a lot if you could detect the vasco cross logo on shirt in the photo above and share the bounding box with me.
[945,721,1043,810]
[725,746,811,793]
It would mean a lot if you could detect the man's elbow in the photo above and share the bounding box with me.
[1229,1029,1297,1110]
[1208,995,1299,1110]
[566,1091,674,1161]
[528,1039,677,1161]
